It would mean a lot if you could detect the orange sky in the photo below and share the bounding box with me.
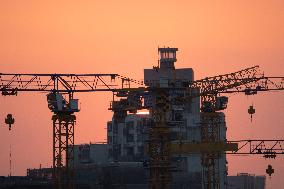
[0,1,283,188]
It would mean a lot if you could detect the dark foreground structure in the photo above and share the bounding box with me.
[0,176,51,189]
[0,166,265,189]
[1,163,202,189]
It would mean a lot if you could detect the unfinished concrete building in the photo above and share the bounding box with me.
[107,47,228,188]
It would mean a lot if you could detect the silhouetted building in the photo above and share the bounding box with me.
[228,173,266,189]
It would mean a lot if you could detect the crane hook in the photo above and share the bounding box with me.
[248,105,255,122]
[5,114,15,131]
[266,164,274,177]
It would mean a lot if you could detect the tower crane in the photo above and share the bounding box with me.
[176,65,284,189]
[0,73,141,189]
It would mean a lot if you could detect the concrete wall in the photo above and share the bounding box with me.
[74,143,108,168]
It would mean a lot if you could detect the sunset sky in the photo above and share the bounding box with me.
[0,1,284,188]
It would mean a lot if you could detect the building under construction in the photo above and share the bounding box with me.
[1,47,284,189]
[107,48,228,188]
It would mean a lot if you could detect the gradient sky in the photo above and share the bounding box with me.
[0,1,283,188]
